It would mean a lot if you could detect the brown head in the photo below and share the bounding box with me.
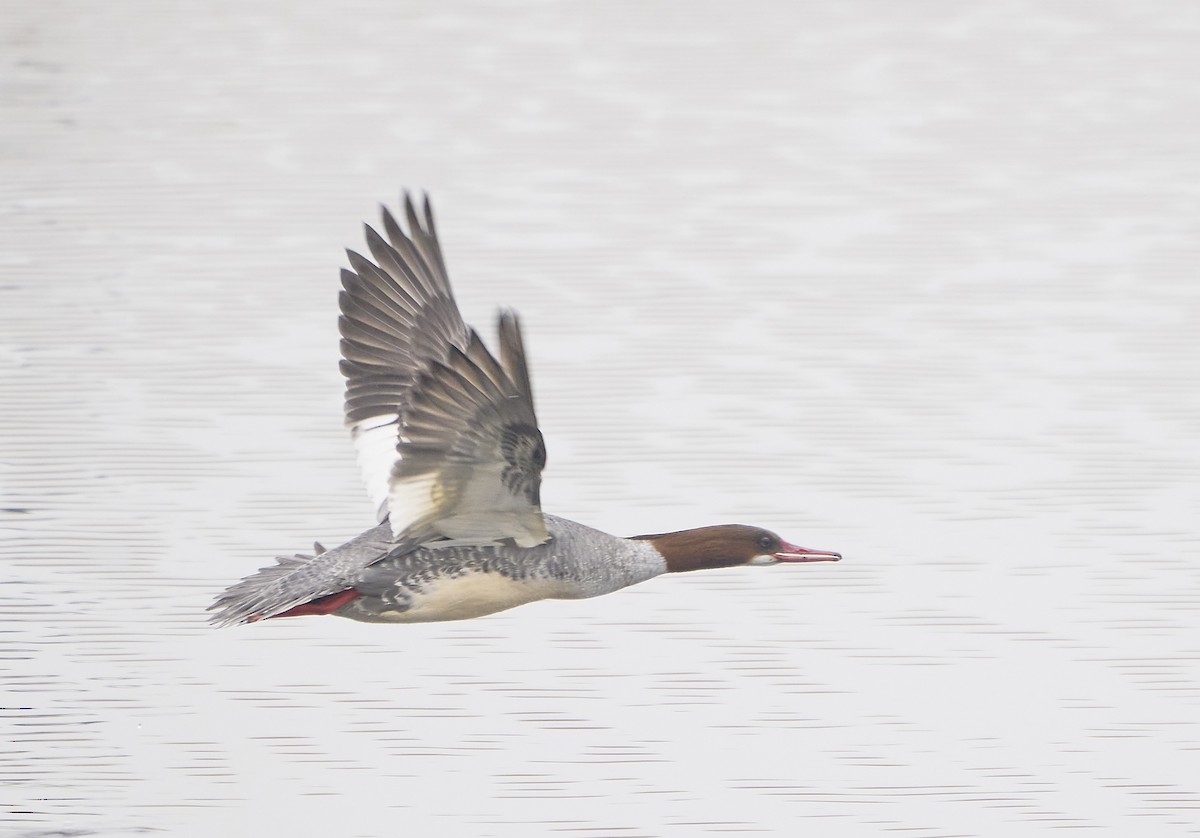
[632,525,841,573]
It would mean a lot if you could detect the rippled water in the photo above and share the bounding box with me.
[4,2,1199,835]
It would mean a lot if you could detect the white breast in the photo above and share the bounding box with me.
[378,571,566,623]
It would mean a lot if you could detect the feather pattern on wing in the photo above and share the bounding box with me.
[339,194,548,547]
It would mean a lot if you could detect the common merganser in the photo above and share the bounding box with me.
[209,195,840,627]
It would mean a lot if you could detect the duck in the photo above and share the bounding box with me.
[209,194,840,627]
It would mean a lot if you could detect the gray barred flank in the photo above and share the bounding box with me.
[348,515,667,614]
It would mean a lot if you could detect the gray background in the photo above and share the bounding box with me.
[3,1,1199,836]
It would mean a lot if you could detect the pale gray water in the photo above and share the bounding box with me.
[3,2,1199,836]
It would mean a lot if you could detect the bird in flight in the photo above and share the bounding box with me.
[209,195,840,627]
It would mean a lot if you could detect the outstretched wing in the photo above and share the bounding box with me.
[339,193,549,547]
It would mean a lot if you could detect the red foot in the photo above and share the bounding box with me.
[271,588,362,619]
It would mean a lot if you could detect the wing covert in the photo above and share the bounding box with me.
[339,194,548,547]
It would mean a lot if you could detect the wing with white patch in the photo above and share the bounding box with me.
[390,316,548,547]
[339,194,549,547]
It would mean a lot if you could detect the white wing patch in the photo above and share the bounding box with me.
[351,414,401,521]
[383,470,443,537]
[394,461,546,547]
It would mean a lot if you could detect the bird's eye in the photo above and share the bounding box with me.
[757,534,774,551]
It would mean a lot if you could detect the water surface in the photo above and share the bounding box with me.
[3,2,1199,835]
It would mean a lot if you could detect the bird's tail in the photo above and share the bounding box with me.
[208,523,396,626]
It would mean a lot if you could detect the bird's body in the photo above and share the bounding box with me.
[297,515,664,624]
[209,195,839,628]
